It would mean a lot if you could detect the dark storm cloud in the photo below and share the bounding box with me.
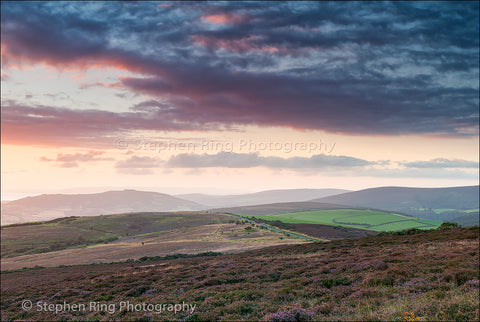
[1,101,219,146]
[1,1,478,140]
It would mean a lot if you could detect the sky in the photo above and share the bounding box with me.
[1,1,479,200]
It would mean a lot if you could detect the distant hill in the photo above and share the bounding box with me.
[0,190,205,225]
[312,186,479,223]
[216,201,356,216]
[177,189,349,208]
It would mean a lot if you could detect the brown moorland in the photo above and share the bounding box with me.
[1,212,306,271]
[1,226,478,321]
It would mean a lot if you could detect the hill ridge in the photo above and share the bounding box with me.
[1,190,206,226]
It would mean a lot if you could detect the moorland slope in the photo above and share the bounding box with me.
[1,226,478,321]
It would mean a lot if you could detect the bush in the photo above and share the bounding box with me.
[438,222,460,230]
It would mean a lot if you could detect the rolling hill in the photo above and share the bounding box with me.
[1,212,305,270]
[0,190,205,226]
[311,185,479,223]
[176,189,349,208]
[215,201,356,216]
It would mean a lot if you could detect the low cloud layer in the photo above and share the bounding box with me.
[165,152,375,169]
[115,156,161,175]
[402,158,479,169]
[41,151,112,168]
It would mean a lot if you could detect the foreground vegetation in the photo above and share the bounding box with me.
[1,226,478,321]
[244,209,441,232]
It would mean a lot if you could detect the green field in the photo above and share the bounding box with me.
[433,208,480,214]
[245,209,442,231]
[465,208,480,213]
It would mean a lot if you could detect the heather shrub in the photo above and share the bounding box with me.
[441,303,475,321]
[126,286,150,297]
[2,227,478,321]
[461,279,479,290]
[265,306,314,322]
[445,269,478,286]
[222,300,256,316]
[348,288,377,299]
[366,274,395,287]
[320,277,351,288]
[316,301,334,315]
[277,286,296,301]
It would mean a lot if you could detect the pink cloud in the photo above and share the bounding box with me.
[79,81,123,90]
[40,151,113,167]
[201,13,247,25]
[1,101,215,148]
[1,41,153,75]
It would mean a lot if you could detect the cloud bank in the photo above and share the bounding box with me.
[165,152,374,169]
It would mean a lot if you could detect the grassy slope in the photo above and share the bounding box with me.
[245,209,441,231]
[1,227,478,321]
[1,212,233,258]
[1,213,308,270]
[433,208,479,214]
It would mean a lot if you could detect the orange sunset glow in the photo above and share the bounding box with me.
[1,1,478,202]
